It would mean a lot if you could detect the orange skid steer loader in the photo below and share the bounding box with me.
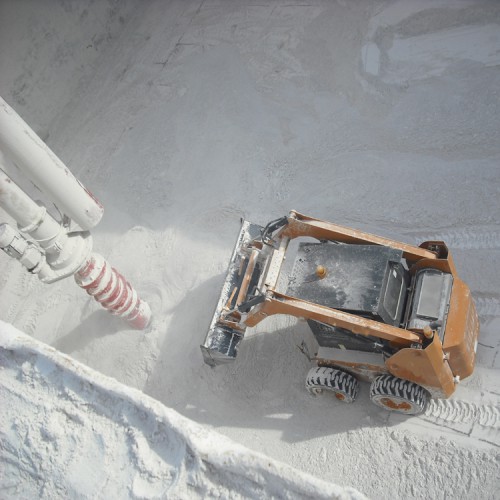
[201,211,480,415]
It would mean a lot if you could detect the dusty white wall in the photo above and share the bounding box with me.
[0,0,139,225]
[0,0,136,136]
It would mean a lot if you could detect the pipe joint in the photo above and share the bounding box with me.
[17,203,47,234]
[40,231,92,284]
[0,223,46,274]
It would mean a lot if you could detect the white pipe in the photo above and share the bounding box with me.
[0,167,94,283]
[0,99,152,328]
[0,96,103,230]
[0,167,66,255]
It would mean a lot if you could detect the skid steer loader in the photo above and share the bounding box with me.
[201,211,480,415]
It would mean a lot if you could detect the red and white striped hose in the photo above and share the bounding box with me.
[75,253,151,329]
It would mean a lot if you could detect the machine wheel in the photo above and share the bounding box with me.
[370,375,429,415]
[305,367,359,403]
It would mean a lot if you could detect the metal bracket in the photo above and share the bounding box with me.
[261,216,288,245]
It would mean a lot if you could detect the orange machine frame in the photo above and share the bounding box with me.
[225,211,479,399]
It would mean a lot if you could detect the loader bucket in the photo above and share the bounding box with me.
[201,220,264,367]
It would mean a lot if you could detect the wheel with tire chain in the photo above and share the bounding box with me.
[305,366,359,403]
[370,374,429,415]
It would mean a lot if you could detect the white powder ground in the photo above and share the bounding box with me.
[1,1,500,498]
[0,321,365,499]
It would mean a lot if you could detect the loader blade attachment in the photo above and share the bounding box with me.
[201,220,264,367]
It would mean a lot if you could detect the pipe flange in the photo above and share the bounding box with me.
[17,202,46,234]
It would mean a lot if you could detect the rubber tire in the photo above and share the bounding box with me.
[370,375,429,415]
[305,366,359,403]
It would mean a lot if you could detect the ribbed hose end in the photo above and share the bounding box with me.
[75,253,152,330]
